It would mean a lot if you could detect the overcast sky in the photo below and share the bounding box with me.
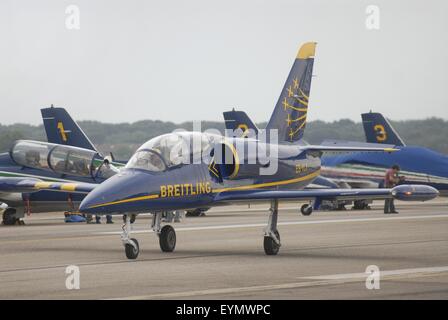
[1,0,447,125]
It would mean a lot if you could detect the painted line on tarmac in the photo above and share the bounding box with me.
[96,213,448,235]
[108,265,448,300]
[301,266,448,280]
[21,201,448,221]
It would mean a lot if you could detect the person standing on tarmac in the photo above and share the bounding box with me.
[384,164,404,214]
[91,158,118,224]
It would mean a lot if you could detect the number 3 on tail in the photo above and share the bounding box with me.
[374,124,387,142]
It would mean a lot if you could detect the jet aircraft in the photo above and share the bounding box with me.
[67,42,438,259]
[0,108,121,225]
[321,112,448,196]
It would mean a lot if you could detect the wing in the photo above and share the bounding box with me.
[302,145,398,155]
[0,177,97,194]
[213,185,438,204]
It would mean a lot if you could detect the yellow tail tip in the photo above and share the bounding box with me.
[297,42,317,59]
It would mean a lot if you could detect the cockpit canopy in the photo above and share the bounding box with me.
[125,132,219,172]
[10,140,117,180]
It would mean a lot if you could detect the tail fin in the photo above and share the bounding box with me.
[40,106,98,152]
[265,42,316,143]
[361,112,406,146]
[223,110,259,137]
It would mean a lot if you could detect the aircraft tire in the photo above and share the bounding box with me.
[264,230,280,255]
[300,204,313,216]
[2,209,18,226]
[159,225,176,252]
[185,208,208,217]
[125,238,139,259]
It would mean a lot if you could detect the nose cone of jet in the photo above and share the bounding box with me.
[79,170,155,214]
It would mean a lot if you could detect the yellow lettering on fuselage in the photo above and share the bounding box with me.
[159,181,212,198]
[160,186,167,197]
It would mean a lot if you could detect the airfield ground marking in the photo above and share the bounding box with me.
[1,214,447,245]
[108,265,448,300]
[96,214,448,235]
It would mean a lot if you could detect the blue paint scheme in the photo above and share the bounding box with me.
[321,112,448,194]
[362,112,405,146]
[79,134,323,214]
[2,44,439,226]
[78,44,439,217]
[0,150,104,212]
[265,45,314,143]
[223,110,259,136]
[323,146,448,179]
[0,107,111,216]
[41,106,98,152]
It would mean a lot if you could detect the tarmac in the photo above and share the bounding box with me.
[0,200,447,299]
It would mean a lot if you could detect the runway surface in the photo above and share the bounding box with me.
[0,200,447,299]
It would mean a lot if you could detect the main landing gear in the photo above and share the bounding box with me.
[2,208,25,226]
[151,212,176,252]
[263,200,281,255]
[300,203,313,216]
[121,212,177,260]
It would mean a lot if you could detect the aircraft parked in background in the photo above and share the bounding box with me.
[223,109,448,210]
[321,112,448,196]
[0,107,121,225]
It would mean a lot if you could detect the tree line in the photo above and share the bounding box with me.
[1,117,447,160]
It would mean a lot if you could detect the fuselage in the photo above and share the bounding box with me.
[321,146,448,196]
[80,132,321,214]
[0,138,120,213]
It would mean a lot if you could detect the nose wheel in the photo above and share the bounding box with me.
[125,238,139,259]
[121,215,140,259]
[264,200,281,255]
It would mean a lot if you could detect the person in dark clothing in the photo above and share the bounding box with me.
[384,164,403,214]
[94,214,114,224]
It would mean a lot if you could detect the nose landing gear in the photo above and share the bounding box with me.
[121,215,139,259]
[121,212,178,260]
[264,200,281,255]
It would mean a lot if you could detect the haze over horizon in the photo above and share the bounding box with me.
[1,0,447,125]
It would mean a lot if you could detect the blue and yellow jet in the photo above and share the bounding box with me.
[65,42,437,259]
[0,107,121,225]
[321,112,448,196]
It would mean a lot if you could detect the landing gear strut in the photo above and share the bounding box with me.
[152,212,176,253]
[121,214,139,259]
[264,200,281,255]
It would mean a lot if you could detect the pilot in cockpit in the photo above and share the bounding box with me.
[25,151,41,168]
